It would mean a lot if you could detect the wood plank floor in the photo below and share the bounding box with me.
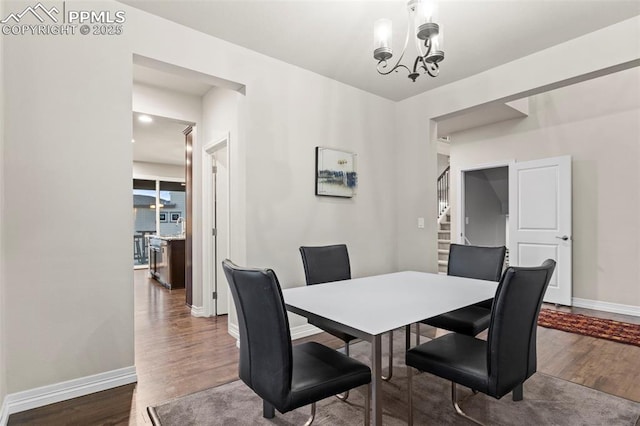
[8,270,640,425]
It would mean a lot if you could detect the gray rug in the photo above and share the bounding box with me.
[149,332,640,425]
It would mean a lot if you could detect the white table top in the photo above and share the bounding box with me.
[282,271,499,336]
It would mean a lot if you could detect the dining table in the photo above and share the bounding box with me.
[282,270,499,425]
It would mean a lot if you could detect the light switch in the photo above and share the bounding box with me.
[418,217,425,228]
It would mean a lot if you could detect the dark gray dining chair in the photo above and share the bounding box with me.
[222,259,371,425]
[417,244,506,344]
[300,244,395,389]
[406,259,556,425]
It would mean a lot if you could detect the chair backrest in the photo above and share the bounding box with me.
[299,244,351,285]
[222,259,292,406]
[486,259,556,398]
[447,244,506,282]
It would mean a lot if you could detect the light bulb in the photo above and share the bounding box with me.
[432,28,443,52]
[417,0,437,24]
[373,18,393,61]
[374,19,392,50]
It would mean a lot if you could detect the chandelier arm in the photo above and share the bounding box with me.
[376,61,411,76]
[412,56,423,73]
[425,62,439,77]
[376,11,413,76]
[415,32,426,57]
[423,37,432,59]
[419,55,430,71]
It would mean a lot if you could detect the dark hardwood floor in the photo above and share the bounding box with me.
[8,270,640,425]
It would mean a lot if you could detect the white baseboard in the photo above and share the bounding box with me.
[227,322,322,342]
[190,305,207,317]
[1,366,137,423]
[572,298,640,317]
[228,321,239,340]
[1,395,9,426]
[290,324,322,340]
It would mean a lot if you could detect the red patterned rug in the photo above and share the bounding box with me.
[537,309,640,347]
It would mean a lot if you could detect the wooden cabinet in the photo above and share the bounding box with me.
[148,237,185,289]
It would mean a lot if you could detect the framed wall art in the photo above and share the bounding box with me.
[315,147,357,198]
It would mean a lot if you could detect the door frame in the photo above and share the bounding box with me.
[456,160,514,245]
[201,134,231,317]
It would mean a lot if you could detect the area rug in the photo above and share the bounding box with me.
[538,309,640,347]
[148,331,640,425]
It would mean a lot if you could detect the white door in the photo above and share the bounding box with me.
[508,156,572,305]
[213,148,230,315]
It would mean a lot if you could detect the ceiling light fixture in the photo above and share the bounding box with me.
[373,0,444,82]
[138,115,153,123]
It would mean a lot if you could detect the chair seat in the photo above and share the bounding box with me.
[286,342,371,411]
[474,298,493,310]
[406,333,489,394]
[421,305,491,336]
[309,318,357,343]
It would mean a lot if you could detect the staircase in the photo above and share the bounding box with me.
[437,166,451,274]
[437,212,451,274]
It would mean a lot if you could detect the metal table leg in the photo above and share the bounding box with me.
[371,334,382,425]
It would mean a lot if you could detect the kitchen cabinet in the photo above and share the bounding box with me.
[148,236,185,289]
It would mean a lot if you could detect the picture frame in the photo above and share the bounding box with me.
[315,147,357,198]
[170,212,182,223]
[159,212,168,223]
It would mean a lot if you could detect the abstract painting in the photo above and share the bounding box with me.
[315,147,357,198]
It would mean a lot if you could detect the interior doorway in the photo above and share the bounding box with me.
[132,112,194,304]
[458,157,572,305]
[202,135,231,316]
[459,164,509,248]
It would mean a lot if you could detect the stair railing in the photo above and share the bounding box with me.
[437,166,450,220]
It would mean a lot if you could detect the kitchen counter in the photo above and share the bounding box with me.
[148,236,185,289]
[147,234,185,241]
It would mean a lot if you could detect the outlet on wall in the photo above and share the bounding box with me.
[418,217,425,228]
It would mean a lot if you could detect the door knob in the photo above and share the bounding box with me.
[555,235,570,241]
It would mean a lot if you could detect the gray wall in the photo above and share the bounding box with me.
[437,153,449,177]
[394,16,638,278]
[4,19,134,393]
[464,168,508,247]
[1,0,638,406]
[1,0,396,396]
[201,86,241,325]
[451,67,640,306]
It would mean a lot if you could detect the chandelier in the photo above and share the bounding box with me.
[373,0,444,82]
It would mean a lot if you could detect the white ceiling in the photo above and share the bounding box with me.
[133,64,213,96]
[120,0,640,101]
[132,112,191,166]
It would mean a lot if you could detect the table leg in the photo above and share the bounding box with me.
[405,324,411,351]
[371,334,382,425]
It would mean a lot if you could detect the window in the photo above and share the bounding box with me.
[132,178,186,266]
